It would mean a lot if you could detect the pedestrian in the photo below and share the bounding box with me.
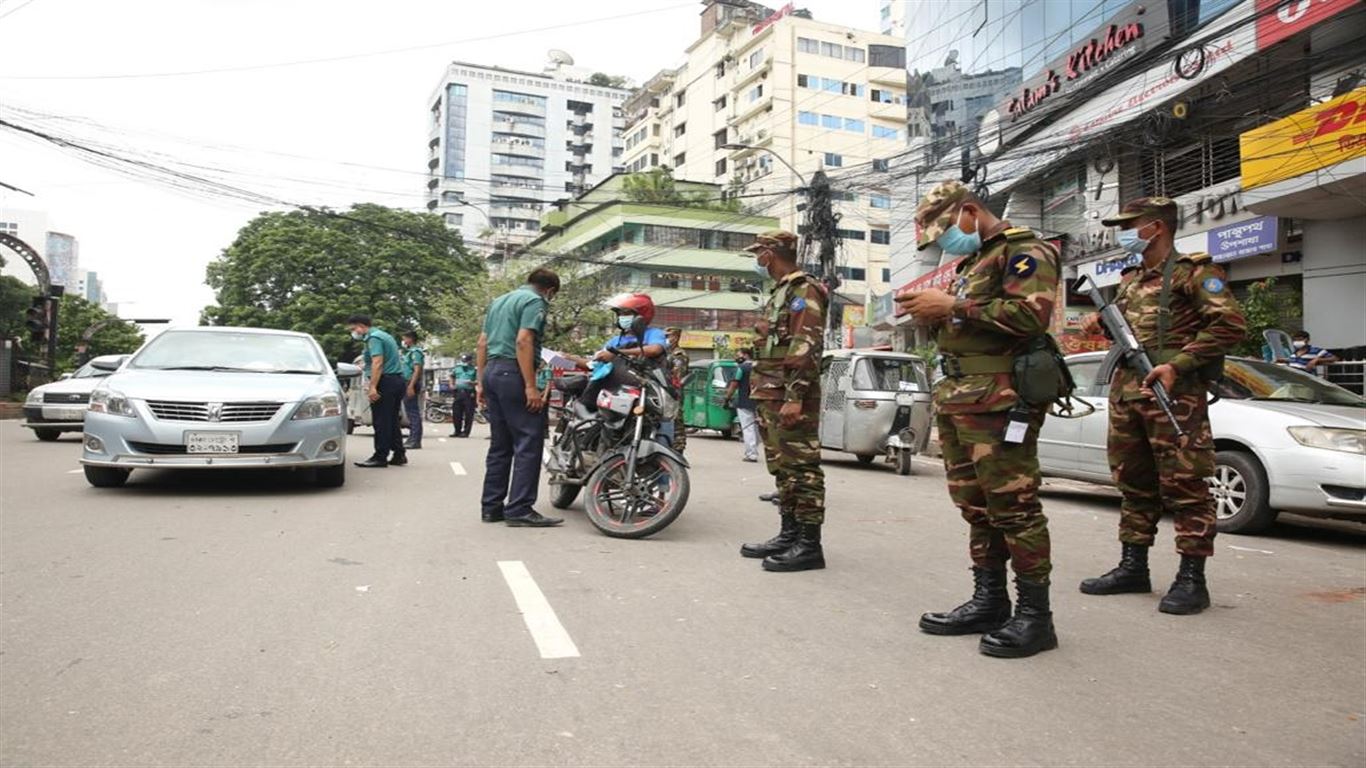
[478,268,563,527]
[450,353,478,437]
[400,330,425,450]
[664,327,690,455]
[739,230,827,573]
[1281,330,1336,376]
[896,180,1060,658]
[347,314,407,468]
[724,348,760,462]
[1079,197,1246,615]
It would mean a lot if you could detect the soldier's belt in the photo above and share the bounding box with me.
[940,354,1016,378]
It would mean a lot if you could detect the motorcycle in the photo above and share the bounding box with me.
[544,345,690,539]
[424,396,452,424]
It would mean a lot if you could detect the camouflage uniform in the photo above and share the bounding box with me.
[915,183,1060,583]
[667,344,690,454]
[1103,205,1247,557]
[749,232,826,526]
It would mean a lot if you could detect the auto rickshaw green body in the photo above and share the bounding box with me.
[681,359,738,437]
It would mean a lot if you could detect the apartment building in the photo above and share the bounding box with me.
[426,57,631,255]
[620,1,908,300]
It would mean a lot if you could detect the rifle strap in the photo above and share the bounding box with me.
[1157,251,1179,352]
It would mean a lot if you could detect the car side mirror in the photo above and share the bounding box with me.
[90,359,120,372]
[336,362,362,378]
[59,372,74,380]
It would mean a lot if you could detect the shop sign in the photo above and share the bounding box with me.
[998,0,1171,145]
[842,305,866,328]
[1240,85,1366,189]
[1076,253,1141,288]
[1255,0,1362,51]
[752,2,794,35]
[679,330,755,351]
[1207,215,1279,262]
[893,257,964,316]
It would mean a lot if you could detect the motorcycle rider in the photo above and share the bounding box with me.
[575,293,669,411]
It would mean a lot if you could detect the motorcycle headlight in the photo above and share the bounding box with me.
[1287,426,1366,455]
[89,387,137,418]
[25,389,43,405]
[293,392,342,420]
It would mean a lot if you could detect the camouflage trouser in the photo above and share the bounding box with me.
[1109,392,1217,557]
[937,409,1051,582]
[756,400,825,525]
[673,414,687,454]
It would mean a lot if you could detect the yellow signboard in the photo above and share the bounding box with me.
[1241,86,1366,190]
[842,306,866,328]
[679,330,755,351]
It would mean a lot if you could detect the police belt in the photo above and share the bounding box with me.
[939,354,1016,378]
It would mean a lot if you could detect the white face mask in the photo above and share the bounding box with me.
[350,330,364,340]
[1292,341,1307,350]
[616,315,636,332]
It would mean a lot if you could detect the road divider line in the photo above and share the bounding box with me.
[66,469,83,474]
[496,560,580,659]
[449,461,467,476]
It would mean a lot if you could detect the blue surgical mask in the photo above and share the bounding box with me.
[1117,226,1151,255]
[936,209,982,256]
[616,315,636,332]
[752,256,770,279]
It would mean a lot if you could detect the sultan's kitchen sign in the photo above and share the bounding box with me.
[998,0,1171,145]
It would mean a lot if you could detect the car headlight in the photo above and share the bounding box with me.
[292,393,342,420]
[1287,426,1366,455]
[25,389,43,405]
[89,387,137,418]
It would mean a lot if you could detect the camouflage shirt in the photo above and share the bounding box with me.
[668,348,690,388]
[934,224,1060,414]
[752,270,826,402]
[1111,251,1246,401]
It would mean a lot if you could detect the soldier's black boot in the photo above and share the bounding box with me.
[761,523,825,572]
[1158,555,1211,615]
[918,567,1012,635]
[740,514,798,559]
[979,578,1058,658]
[1078,542,1152,595]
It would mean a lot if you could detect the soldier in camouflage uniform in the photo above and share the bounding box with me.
[739,230,828,572]
[664,327,690,455]
[897,180,1060,658]
[1080,197,1246,615]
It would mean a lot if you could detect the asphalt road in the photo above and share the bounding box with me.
[2,419,1363,767]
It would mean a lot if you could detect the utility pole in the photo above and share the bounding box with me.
[802,170,842,347]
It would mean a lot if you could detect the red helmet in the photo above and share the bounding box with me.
[605,292,655,326]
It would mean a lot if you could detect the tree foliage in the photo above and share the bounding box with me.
[621,168,741,212]
[0,272,33,343]
[202,204,480,361]
[1235,277,1303,357]
[587,72,629,89]
[55,294,145,372]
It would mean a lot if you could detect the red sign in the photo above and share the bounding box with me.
[893,258,964,316]
[753,2,794,35]
[1256,0,1362,51]
[1005,15,1155,125]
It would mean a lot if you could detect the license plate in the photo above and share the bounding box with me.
[45,407,85,421]
[186,432,240,454]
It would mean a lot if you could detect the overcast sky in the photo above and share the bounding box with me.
[0,0,876,324]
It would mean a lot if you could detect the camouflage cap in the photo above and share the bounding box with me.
[915,179,972,250]
[1102,196,1178,226]
[744,229,799,258]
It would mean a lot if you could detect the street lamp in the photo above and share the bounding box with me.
[721,143,808,188]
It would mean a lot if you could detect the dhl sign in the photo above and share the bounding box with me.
[1240,85,1366,189]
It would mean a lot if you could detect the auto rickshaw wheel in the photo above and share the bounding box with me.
[895,450,914,476]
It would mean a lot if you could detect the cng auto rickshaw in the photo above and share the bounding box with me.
[819,349,933,475]
[681,358,738,437]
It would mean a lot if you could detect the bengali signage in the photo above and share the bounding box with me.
[1208,215,1279,262]
[1255,0,1362,51]
[1240,85,1366,189]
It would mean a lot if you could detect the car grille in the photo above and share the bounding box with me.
[127,441,297,455]
[43,392,90,404]
[145,400,283,423]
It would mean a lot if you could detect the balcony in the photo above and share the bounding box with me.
[490,201,544,220]
[489,161,543,179]
[426,199,439,211]
[427,157,440,170]
[870,101,905,121]
[492,119,546,139]
[869,66,907,87]
[491,138,545,159]
[427,177,440,190]
[728,94,773,127]
[491,98,546,119]
[428,136,440,150]
[490,181,544,199]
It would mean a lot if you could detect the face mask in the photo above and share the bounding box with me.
[616,315,636,332]
[350,330,364,340]
[936,208,982,256]
[1117,222,1156,255]
[1293,341,1307,350]
[752,255,770,278]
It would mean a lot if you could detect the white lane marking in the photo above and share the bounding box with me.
[1228,545,1275,555]
[497,560,580,659]
[67,469,83,474]
[438,438,448,443]
[449,461,467,476]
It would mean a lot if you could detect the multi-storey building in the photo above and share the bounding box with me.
[619,1,908,305]
[425,57,631,257]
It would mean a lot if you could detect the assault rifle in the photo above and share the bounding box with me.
[1076,275,1185,438]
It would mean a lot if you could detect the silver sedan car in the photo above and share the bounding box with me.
[1039,353,1366,534]
[81,327,360,489]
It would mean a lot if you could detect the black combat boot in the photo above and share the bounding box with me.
[761,523,825,572]
[740,514,798,559]
[1158,555,1211,615]
[1078,542,1152,595]
[979,578,1058,658]
[918,567,1012,635]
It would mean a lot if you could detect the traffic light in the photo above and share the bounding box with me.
[25,295,49,344]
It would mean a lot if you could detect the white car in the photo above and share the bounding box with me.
[22,355,130,441]
[1039,353,1366,534]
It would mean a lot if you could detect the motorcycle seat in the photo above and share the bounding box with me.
[556,374,589,395]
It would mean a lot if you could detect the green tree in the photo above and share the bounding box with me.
[621,168,740,212]
[54,294,145,372]
[587,72,628,88]
[1235,277,1303,357]
[202,204,480,361]
[0,273,33,343]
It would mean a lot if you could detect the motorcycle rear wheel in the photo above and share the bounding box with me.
[583,452,689,539]
[549,481,581,510]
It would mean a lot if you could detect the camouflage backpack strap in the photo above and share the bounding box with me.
[1156,250,1181,351]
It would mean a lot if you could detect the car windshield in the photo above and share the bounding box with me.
[130,331,325,374]
[71,361,115,379]
[853,358,924,392]
[1218,358,1364,407]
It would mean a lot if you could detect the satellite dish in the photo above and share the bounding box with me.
[547,49,575,66]
[977,108,1001,157]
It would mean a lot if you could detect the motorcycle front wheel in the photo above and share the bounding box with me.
[583,452,690,539]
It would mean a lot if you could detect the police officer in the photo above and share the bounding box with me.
[478,268,563,527]
[347,314,407,468]
[1080,197,1246,615]
[400,330,425,450]
[450,353,478,437]
[739,230,827,572]
[897,180,1060,658]
[664,327,690,455]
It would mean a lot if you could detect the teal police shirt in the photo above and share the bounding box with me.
[482,286,547,360]
[363,328,405,376]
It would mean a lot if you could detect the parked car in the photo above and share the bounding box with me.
[80,327,360,489]
[22,355,130,441]
[1039,353,1366,534]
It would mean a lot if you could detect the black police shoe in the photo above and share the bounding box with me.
[505,511,564,528]
[354,457,387,468]
[762,523,825,572]
[979,578,1058,659]
[740,514,798,558]
[1158,555,1211,615]
[482,511,505,523]
[1079,542,1152,595]
[919,567,1012,635]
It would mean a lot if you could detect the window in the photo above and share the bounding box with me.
[652,124,661,137]
[842,82,864,97]
[872,125,900,140]
[715,158,727,176]
[797,74,809,88]
[836,266,867,279]
[714,60,726,79]
[820,114,841,129]
[821,41,841,58]
[881,268,891,283]
[869,194,891,208]
[870,89,902,104]
[442,191,465,203]
[821,77,841,93]
[713,128,728,149]
[650,153,658,166]
[844,118,865,133]
[714,95,727,112]
[444,213,463,227]
[798,111,818,126]
[443,84,468,181]
[748,48,765,70]
[868,44,906,69]
[673,152,686,167]
[870,228,890,245]
[674,122,686,137]
[836,228,864,240]
[797,37,818,54]
[845,47,865,63]
[824,152,843,167]
[675,91,686,107]
[747,84,764,103]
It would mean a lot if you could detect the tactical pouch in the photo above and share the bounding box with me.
[1013,335,1075,407]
